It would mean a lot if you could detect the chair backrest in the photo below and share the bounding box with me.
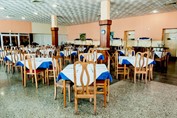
[53,56,62,83]
[135,52,149,72]
[126,49,135,56]
[24,54,36,73]
[74,61,96,94]
[64,47,72,57]
[12,50,19,63]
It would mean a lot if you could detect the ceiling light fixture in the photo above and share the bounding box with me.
[52,4,58,8]
[6,16,10,18]
[33,12,38,15]
[152,10,158,14]
[0,7,5,10]
[22,17,26,20]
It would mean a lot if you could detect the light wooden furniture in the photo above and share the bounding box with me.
[23,54,45,88]
[46,56,61,85]
[53,56,71,102]
[0,50,6,65]
[63,47,72,65]
[95,51,110,105]
[74,61,97,114]
[88,48,98,63]
[126,49,135,56]
[148,51,154,81]
[133,52,149,83]
[154,50,169,71]
[115,51,130,80]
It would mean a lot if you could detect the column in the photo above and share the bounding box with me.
[99,0,112,48]
[51,15,59,47]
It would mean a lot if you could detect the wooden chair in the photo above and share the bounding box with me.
[115,51,130,80]
[23,54,45,88]
[79,53,96,62]
[154,50,169,72]
[74,61,97,114]
[5,49,15,73]
[53,56,71,102]
[95,51,110,106]
[133,52,149,83]
[126,49,135,57]
[88,48,98,63]
[0,50,6,65]
[63,47,72,65]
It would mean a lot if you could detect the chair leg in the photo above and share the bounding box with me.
[116,71,118,79]
[145,73,147,84]
[134,72,136,83]
[42,72,45,84]
[75,97,78,114]
[94,95,97,115]
[68,86,71,102]
[34,74,38,89]
[107,80,110,103]
[24,73,26,87]
[151,69,153,80]
[127,69,130,79]
[104,81,107,107]
[54,86,57,100]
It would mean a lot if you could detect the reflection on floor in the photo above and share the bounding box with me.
[1,60,177,118]
[153,59,177,85]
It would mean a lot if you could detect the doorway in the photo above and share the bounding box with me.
[162,29,177,57]
[124,30,135,47]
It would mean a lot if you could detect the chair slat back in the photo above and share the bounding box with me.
[53,56,62,83]
[135,52,149,71]
[126,49,135,57]
[24,54,36,73]
[74,61,96,94]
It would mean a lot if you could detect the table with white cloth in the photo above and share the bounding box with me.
[79,53,105,61]
[118,56,155,79]
[57,64,112,107]
[118,50,125,55]
[154,51,171,58]
[4,54,21,63]
[60,51,77,57]
[40,49,55,55]
[16,58,52,69]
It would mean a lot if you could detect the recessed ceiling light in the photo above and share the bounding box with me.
[6,16,10,18]
[152,10,158,14]
[22,17,26,20]
[52,4,58,8]
[0,7,5,10]
[33,12,38,15]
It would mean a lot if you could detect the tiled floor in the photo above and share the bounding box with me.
[0,60,177,118]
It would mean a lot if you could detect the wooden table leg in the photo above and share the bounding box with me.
[124,64,126,80]
[63,80,66,107]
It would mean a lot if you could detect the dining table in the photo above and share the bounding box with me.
[118,56,155,79]
[16,58,52,69]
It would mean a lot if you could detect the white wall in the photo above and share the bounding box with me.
[32,22,68,34]
[32,22,68,45]
[33,33,68,46]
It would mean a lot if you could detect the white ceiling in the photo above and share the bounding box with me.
[0,0,177,25]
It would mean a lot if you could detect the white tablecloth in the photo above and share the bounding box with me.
[119,56,155,67]
[59,64,108,86]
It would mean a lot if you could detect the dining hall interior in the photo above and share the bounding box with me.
[0,0,177,117]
